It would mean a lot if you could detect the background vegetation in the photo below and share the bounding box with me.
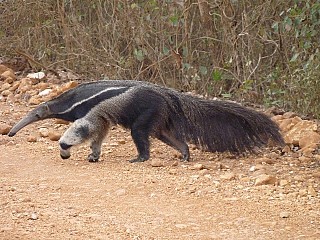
[0,0,320,116]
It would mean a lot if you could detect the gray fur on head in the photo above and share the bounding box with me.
[8,80,285,163]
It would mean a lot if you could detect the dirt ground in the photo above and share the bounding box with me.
[0,101,319,240]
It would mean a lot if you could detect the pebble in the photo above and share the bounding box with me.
[114,188,126,196]
[175,224,188,229]
[254,174,277,186]
[0,123,11,135]
[29,212,38,220]
[279,179,288,186]
[48,131,61,141]
[307,186,317,197]
[220,172,236,181]
[38,128,49,137]
[150,159,164,167]
[190,163,205,170]
[279,211,290,218]
[27,135,37,142]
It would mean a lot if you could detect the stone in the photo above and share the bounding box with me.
[48,131,61,141]
[0,64,9,74]
[307,186,317,197]
[0,123,11,135]
[36,82,50,90]
[190,163,205,170]
[38,128,49,137]
[114,188,126,196]
[38,89,52,96]
[4,77,14,84]
[0,82,11,91]
[29,213,38,220]
[151,159,164,167]
[0,70,16,81]
[254,174,277,186]
[27,72,45,79]
[279,179,288,186]
[60,81,78,92]
[1,90,11,96]
[27,135,37,142]
[28,96,42,105]
[284,120,318,146]
[54,119,70,125]
[279,211,290,218]
[299,132,320,149]
[220,172,236,181]
[283,112,297,119]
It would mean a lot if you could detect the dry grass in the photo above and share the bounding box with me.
[1,0,319,116]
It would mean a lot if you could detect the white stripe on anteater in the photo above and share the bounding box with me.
[59,86,128,115]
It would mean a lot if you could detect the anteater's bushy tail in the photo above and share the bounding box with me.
[167,93,284,153]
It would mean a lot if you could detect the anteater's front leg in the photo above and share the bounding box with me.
[59,119,90,160]
[87,120,109,162]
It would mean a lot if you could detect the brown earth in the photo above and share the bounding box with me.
[0,100,319,240]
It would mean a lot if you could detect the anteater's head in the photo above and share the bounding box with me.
[8,103,52,137]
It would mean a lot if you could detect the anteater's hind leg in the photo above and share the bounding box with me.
[130,109,160,163]
[157,130,190,161]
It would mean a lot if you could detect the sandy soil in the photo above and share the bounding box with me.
[0,102,319,240]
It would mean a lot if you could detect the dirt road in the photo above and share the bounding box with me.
[0,102,319,240]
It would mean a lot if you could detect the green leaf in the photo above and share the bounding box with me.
[134,48,144,62]
[221,93,232,99]
[212,69,222,81]
[163,47,170,55]
[183,63,191,70]
[290,53,300,62]
[199,66,208,75]
[169,15,179,26]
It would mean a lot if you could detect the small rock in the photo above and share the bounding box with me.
[38,89,52,96]
[0,64,10,74]
[151,159,164,167]
[27,72,45,79]
[175,224,188,229]
[1,90,11,97]
[4,76,14,84]
[48,131,61,141]
[54,119,70,125]
[190,163,205,170]
[279,179,288,186]
[279,211,290,218]
[0,82,11,92]
[299,189,308,197]
[38,128,49,137]
[1,70,16,81]
[36,82,50,90]
[60,81,78,92]
[283,112,297,119]
[171,161,179,167]
[0,123,11,135]
[27,135,37,142]
[308,186,317,197]
[254,174,277,186]
[114,188,126,196]
[29,213,38,220]
[118,139,126,144]
[28,96,42,105]
[220,172,236,181]
[249,166,256,172]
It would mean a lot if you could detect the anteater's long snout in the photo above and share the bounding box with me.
[8,114,40,137]
[8,104,51,137]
